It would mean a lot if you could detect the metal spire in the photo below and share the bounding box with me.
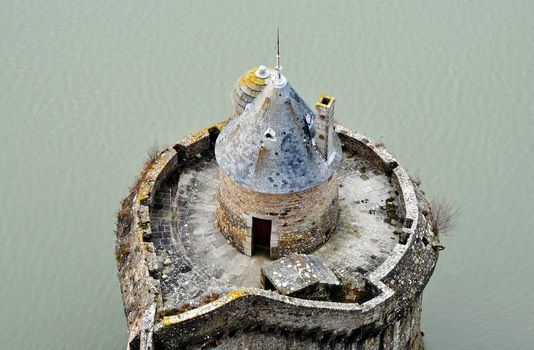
[276,27,281,78]
[274,27,287,88]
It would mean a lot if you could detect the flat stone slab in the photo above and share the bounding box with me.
[149,149,401,310]
[261,254,340,298]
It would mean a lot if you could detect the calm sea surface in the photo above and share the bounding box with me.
[1,1,532,349]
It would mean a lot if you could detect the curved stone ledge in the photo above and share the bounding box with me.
[154,287,423,348]
[335,124,421,282]
[117,121,438,349]
[335,124,399,176]
[117,122,229,349]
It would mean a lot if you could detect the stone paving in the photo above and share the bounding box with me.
[150,151,401,310]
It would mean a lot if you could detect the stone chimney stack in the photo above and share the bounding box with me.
[315,94,336,162]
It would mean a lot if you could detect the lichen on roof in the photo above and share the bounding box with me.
[232,67,268,116]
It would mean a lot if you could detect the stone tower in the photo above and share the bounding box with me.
[115,52,442,350]
[215,66,342,258]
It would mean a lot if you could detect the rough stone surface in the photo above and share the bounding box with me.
[261,254,341,299]
[216,72,341,194]
[148,145,404,313]
[116,122,440,350]
[216,170,339,258]
[217,67,343,258]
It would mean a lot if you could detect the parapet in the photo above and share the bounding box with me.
[115,122,440,350]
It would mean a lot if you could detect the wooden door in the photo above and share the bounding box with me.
[252,217,271,250]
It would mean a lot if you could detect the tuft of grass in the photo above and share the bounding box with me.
[158,304,191,319]
[114,240,130,264]
[146,141,160,165]
[156,292,221,320]
[410,174,422,187]
[201,292,220,304]
[115,142,163,236]
[429,198,458,235]
[116,205,131,222]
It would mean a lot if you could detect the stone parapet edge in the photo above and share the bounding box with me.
[122,121,434,348]
[333,124,419,282]
[122,121,227,349]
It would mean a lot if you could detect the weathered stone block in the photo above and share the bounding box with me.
[261,254,341,300]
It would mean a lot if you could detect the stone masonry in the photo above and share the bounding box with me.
[216,172,339,258]
[115,66,441,350]
[115,121,441,350]
[215,67,343,259]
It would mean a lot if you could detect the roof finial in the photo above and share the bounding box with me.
[275,27,281,79]
[274,27,287,88]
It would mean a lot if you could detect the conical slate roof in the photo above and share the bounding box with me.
[215,68,341,194]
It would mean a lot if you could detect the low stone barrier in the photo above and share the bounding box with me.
[118,121,227,349]
[118,121,436,349]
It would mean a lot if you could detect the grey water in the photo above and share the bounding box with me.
[0,1,532,349]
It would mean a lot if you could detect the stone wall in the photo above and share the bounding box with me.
[116,121,227,350]
[217,295,424,350]
[115,204,158,350]
[155,290,425,349]
[116,121,440,350]
[216,170,339,258]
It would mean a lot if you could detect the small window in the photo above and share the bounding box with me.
[321,97,331,105]
[264,127,276,140]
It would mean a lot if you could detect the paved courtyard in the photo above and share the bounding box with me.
[150,151,401,310]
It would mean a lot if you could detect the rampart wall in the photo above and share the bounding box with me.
[116,122,439,350]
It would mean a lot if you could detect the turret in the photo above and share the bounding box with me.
[215,68,342,258]
[315,94,336,162]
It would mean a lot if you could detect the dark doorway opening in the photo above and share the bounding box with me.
[263,276,276,291]
[252,217,271,254]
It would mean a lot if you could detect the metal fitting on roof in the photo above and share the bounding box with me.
[274,74,287,89]
[255,65,270,79]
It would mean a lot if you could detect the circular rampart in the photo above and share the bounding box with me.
[115,122,441,350]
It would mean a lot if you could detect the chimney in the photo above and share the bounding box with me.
[315,94,335,161]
